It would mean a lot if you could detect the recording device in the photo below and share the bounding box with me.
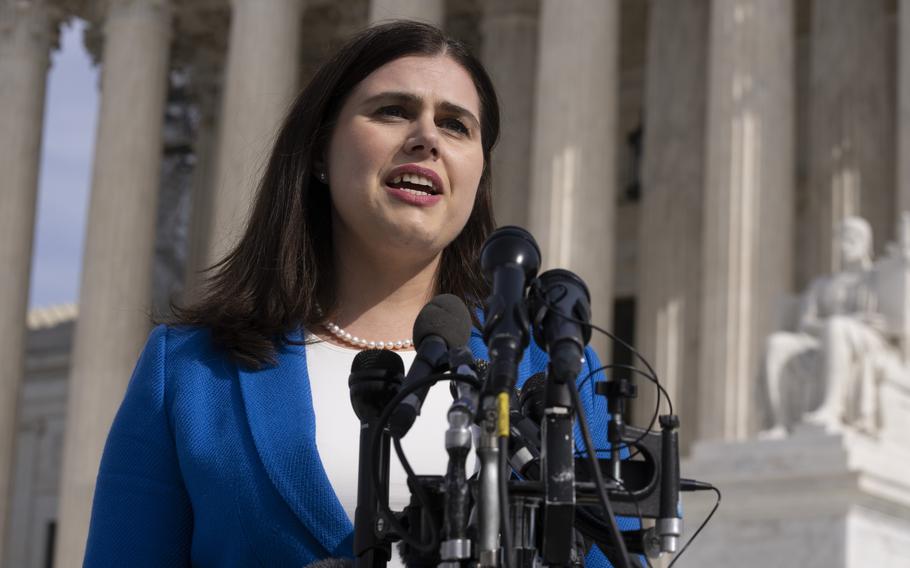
[528,269,594,565]
[657,415,682,553]
[349,349,404,568]
[389,294,472,438]
[528,269,592,383]
[440,346,479,567]
[349,229,707,568]
[479,225,541,395]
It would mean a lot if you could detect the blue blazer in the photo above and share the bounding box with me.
[84,324,635,567]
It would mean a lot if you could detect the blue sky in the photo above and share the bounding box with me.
[28,20,98,309]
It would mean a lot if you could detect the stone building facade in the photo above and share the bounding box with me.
[3,0,910,566]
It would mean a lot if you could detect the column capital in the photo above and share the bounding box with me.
[0,0,65,55]
[101,0,172,23]
[79,0,172,64]
[482,0,537,21]
[104,0,170,12]
[228,0,305,16]
[369,0,443,27]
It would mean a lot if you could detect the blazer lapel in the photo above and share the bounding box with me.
[237,332,353,557]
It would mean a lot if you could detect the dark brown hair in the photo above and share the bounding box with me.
[173,21,500,368]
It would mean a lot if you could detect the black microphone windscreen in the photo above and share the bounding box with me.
[351,348,405,375]
[519,371,548,424]
[412,294,472,347]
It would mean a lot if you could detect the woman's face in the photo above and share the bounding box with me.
[325,54,485,263]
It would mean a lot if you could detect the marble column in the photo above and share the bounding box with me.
[369,0,444,27]
[528,0,619,358]
[481,0,538,228]
[0,0,60,558]
[898,0,910,219]
[54,1,172,565]
[800,0,892,285]
[204,0,304,269]
[698,0,794,442]
[634,0,708,454]
[182,51,223,301]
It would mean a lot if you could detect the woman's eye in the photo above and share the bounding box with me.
[377,105,407,119]
[441,118,469,135]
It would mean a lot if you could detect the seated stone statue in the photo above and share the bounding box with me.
[762,216,907,437]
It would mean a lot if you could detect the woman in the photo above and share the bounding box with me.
[83,21,624,567]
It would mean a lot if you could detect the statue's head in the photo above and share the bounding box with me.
[838,216,872,266]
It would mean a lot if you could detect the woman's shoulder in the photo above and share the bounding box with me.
[143,323,233,377]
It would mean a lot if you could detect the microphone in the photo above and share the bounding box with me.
[526,269,591,565]
[528,268,592,383]
[480,226,541,395]
[657,415,682,553]
[441,346,478,565]
[518,371,547,425]
[349,349,404,568]
[389,294,472,438]
[508,407,542,480]
[509,372,547,480]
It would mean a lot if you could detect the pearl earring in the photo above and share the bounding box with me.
[317,171,328,184]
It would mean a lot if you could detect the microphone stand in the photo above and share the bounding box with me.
[441,347,480,568]
[540,360,579,566]
[349,357,403,568]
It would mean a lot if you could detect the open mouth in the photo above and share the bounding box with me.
[386,172,440,196]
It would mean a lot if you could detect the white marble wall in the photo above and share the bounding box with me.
[6,319,72,568]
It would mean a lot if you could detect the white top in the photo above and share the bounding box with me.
[306,337,474,564]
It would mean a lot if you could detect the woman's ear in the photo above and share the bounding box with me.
[312,154,328,183]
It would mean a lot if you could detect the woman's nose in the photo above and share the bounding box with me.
[405,117,439,159]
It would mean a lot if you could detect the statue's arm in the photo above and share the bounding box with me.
[796,281,823,335]
[855,280,894,338]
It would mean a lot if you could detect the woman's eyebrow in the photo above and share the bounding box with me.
[361,91,480,128]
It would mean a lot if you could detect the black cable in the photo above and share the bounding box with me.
[369,372,482,552]
[667,483,721,568]
[613,477,652,568]
[583,363,673,417]
[567,379,633,568]
[498,436,514,568]
[577,363,668,461]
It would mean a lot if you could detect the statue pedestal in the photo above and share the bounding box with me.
[676,428,910,567]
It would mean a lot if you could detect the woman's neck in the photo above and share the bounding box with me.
[327,239,441,345]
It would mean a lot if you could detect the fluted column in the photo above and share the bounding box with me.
[0,0,60,559]
[634,0,708,454]
[800,0,892,285]
[698,0,794,442]
[898,0,910,218]
[529,0,619,357]
[369,0,444,26]
[54,1,172,565]
[183,50,223,300]
[481,0,538,228]
[204,0,304,269]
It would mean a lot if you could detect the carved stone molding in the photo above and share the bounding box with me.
[0,0,66,58]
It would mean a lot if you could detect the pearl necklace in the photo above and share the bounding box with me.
[322,320,413,351]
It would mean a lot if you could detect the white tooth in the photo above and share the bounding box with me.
[403,173,415,183]
[392,175,402,184]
